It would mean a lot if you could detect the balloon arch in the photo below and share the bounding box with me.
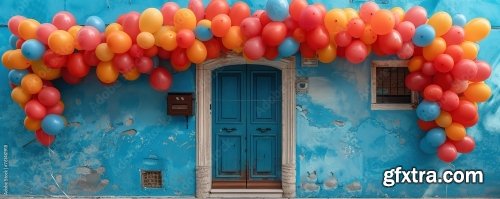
[2,0,493,163]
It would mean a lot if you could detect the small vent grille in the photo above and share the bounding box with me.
[141,170,162,188]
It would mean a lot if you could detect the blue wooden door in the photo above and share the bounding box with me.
[212,65,281,188]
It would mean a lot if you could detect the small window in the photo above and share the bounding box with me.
[141,170,163,188]
[371,60,418,110]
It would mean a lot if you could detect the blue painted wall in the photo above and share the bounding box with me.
[0,0,499,197]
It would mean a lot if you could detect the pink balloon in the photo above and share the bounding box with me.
[396,21,415,42]
[421,62,436,76]
[359,2,380,23]
[335,31,352,47]
[445,45,464,63]
[452,59,478,80]
[471,61,492,82]
[253,10,265,18]
[439,91,460,111]
[437,141,458,163]
[8,16,26,36]
[77,26,102,51]
[433,54,454,73]
[403,6,427,27]
[36,23,57,45]
[347,18,365,38]
[161,2,180,25]
[378,30,403,54]
[397,42,414,59]
[38,87,61,107]
[299,6,323,31]
[452,136,475,153]
[244,37,266,60]
[423,84,443,101]
[188,0,205,22]
[345,40,368,64]
[240,17,262,38]
[450,79,469,93]
[25,100,47,120]
[442,26,465,45]
[405,71,432,91]
[52,11,76,30]
[122,12,141,40]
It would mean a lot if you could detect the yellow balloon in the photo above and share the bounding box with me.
[428,12,452,37]
[391,7,405,22]
[423,37,446,61]
[464,82,491,102]
[68,25,82,38]
[187,40,207,64]
[445,123,466,141]
[21,74,43,94]
[105,23,123,37]
[198,19,212,28]
[435,111,452,128]
[137,32,156,49]
[174,8,197,31]
[343,8,359,21]
[95,43,114,62]
[32,61,61,80]
[6,49,31,70]
[157,30,178,51]
[96,62,119,84]
[11,87,32,105]
[317,44,337,63]
[460,41,478,60]
[123,68,141,81]
[139,8,164,33]
[18,19,40,40]
[24,116,41,131]
[464,18,491,42]
[324,9,347,36]
[408,56,424,72]
[222,26,244,50]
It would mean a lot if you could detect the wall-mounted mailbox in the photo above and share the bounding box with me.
[167,93,193,116]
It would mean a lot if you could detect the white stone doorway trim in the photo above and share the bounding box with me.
[195,54,296,198]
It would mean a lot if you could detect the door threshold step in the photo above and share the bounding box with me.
[210,189,283,198]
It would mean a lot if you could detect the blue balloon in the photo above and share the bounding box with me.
[424,128,446,147]
[452,14,467,27]
[265,0,289,22]
[8,69,29,85]
[21,39,46,60]
[278,37,299,57]
[41,114,66,135]
[412,24,435,47]
[419,138,437,154]
[85,16,105,32]
[416,100,440,121]
[9,35,18,49]
[195,25,213,41]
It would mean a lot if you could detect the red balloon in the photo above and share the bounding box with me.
[143,46,158,57]
[25,100,47,120]
[397,42,414,59]
[177,29,196,48]
[471,61,492,82]
[433,54,454,73]
[405,71,432,91]
[62,69,82,84]
[128,44,144,58]
[204,39,221,59]
[433,73,453,90]
[171,48,191,71]
[244,37,266,60]
[112,53,134,73]
[240,17,262,38]
[135,56,154,73]
[47,101,64,115]
[444,45,464,63]
[371,42,388,57]
[82,50,100,66]
[377,30,403,54]
[229,1,250,26]
[451,100,477,123]
[36,23,58,45]
[52,11,76,31]
[442,26,465,45]
[396,21,415,42]
[299,44,315,58]
[149,67,173,91]
[418,119,438,131]
[461,113,479,128]
[335,31,352,47]
[67,53,90,78]
[345,40,368,64]
[16,38,25,49]
[336,46,346,57]
[439,90,460,112]
[452,136,475,153]
[437,141,458,163]
[423,84,443,101]
[122,12,140,40]
[37,87,61,107]
[205,0,230,20]
[259,11,272,27]
[451,59,478,80]
[35,129,55,147]
[347,18,365,38]
[284,17,298,35]
[43,50,67,69]
[77,26,102,50]
[158,48,171,59]
[262,22,287,47]
[299,6,323,31]
[306,26,329,50]
[264,47,278,60]
[289,0,308,21]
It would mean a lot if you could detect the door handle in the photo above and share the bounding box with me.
[221,128,236,133]
[256,128,271,133]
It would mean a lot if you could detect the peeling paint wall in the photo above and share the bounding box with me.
[0,0,499,197]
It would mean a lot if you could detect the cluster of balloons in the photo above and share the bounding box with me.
[0,0,493,152]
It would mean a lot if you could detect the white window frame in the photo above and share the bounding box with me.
[371,60,418,110]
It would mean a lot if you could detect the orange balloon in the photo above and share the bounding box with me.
[371,10,395,35]
[107,31,132,54]
[222,26,244,50]
[187,40,207,64]
[445,123,466,141]
[31,61,61,80]
[460,41,478,60]
[408,56,424,72]
[96,62,119,84]
[423,37,446,61]
[317,44,337,63]
[95,43,114,62]
[361,25,377,45]
[324,9,348,36]
[5,49,31,70]
[11,87,32,105]
[435,111,452,128]
[24,116,41,131]
[211,14,231,37]
[105,23,123,37]
[174,8,197,31]
[67,25,82,38]
[21,74,43,94]
[137,32,155,49]
[48,30,75,55]
[123,68,141,81]
[18,19,40,40]
[464,82,491,102]
[157,30,178,51]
